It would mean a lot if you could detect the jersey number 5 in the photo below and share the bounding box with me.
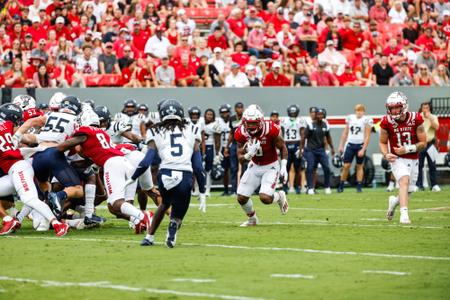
[170,133,183,157]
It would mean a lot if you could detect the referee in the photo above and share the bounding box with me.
[301,108,335,195]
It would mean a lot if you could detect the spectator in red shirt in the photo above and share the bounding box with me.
[189,47,200,69]
[288,44,309,68]
[8,22,24,43]
[131,21,150,53]
[138,57,157,87]
[268,7,289,32]
[383,38,401,58]
[369,0,388,23]
[263,61,291,86]
[122,59,142,88]
[231,42,250,67]
[176,55,200,87]
[4,58,26,88]
[174,35,191,59]
[227,8,247,44]
[27,16,47,43]
[296,20,318,57]
[310,61,339,86]
[247,21,272,58]
[50,17,72,41]
[415,27,434,50]
[337,64,361,86]
[24,56,43,87]
[207,27,229,51]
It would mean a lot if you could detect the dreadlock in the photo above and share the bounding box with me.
[152,118,189,133]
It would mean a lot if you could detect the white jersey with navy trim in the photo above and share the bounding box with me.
[114,112,144,142]
[36,112,78,144]
[346,114,373,144]
[200,119,221,146]
[281,117,305,142]
[187,117,203,142]
[217,117,230,149]
[147,124,199,172]
[105,119,132,144]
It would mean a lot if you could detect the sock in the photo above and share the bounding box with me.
[273,191,281,203]
[56,190,68,201]
[16,205,32,223]
[84,184,96,218]
[224,185,229,194]
[338,181,344,189]
[24,198,59,223]
[206,171,211,194]
[121,202,144,225]
[144,234,154,242]
[240,199,255,217]
[388,181,395,188]
[356,181,362,188]
[400,207,409,218]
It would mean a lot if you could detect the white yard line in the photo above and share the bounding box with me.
[361,218,392,221]
[271,274,315,279]
[362,270,411,276]
[187,220,446,230]
[5,236,450,262]
[172,278,216,283]
[0,276,269,300]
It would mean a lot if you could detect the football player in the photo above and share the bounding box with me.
[217,104,232,196]
[128,99,206,248]
[380,91,426,224]
[0,103,69,236]
[56,109,152,233]
[234,104,289,226]
[337,104,373,193]
[281,104,305,194]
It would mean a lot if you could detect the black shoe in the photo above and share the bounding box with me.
[337,186,344,193]
[141,238,154,246]
[221,191,230,196]
[166,220,178,248]
[91,214,106,224]
[295,187,300,194]
[83,216,102,228]
[47,192,62,219]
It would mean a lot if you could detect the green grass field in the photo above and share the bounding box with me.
[1,188,449,300]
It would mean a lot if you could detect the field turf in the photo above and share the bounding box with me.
[1,187,449,300]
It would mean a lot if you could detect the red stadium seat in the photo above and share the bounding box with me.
[84,74,122,87]
[184,7,231,25]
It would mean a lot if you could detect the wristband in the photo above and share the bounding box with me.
[14,132,23,141]
[280,159,287,169]
[404,144,417,153]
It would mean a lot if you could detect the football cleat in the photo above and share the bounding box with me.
[0,217,20,235]
[307,189,315,195]
[53,221,69,236]
[386,195,399,221]
[400,216,411,224]
[135,211,153,234]
[356,183,363,193]
[83,216,103,228]
[431,185,441,192]
[240,215,259,227]
[47,192,63,219]
[141,238,154,246]
[277,191,289,215]
[324,187,332,194]
[166,220,178,248]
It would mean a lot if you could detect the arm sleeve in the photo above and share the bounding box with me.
[191,149,206,194]
[131,148,156,181]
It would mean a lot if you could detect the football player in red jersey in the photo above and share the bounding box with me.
[56,110,152,234]
[234,104,289,226]
[0,103,69,236]
[379,91,426,224]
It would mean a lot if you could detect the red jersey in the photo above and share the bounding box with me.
[0,120,23,173]
[73,126,124,167]
[380,112,424,159]
[234,120,280,165]
[23,108,44,122]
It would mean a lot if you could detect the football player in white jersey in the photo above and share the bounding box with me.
[115,99,144,144]
[337,104,373,193]
[16,96,84,218]
[95,106,142,145]
[127,99,206,248]
[217,104,232,195]
[187,106,204,200]
[281,105,305,194]
[200,108,222,196]
[48,92,66,112]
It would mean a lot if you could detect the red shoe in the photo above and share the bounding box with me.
[135,211,153,234]
[53,221,69,237]
[0,217,20,235]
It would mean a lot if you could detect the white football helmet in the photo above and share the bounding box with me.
[12,94,36,110]
[79,109,100,127]
[49,92,66,111]
[243,104,264,135]
[386,91,408,120]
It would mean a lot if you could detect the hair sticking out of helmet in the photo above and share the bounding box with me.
[13,95,36,110]
[49,92,66,111]
[243,104,264,136]
[386,91,408,120]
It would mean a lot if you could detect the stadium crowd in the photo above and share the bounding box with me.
[0,0,449,88]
